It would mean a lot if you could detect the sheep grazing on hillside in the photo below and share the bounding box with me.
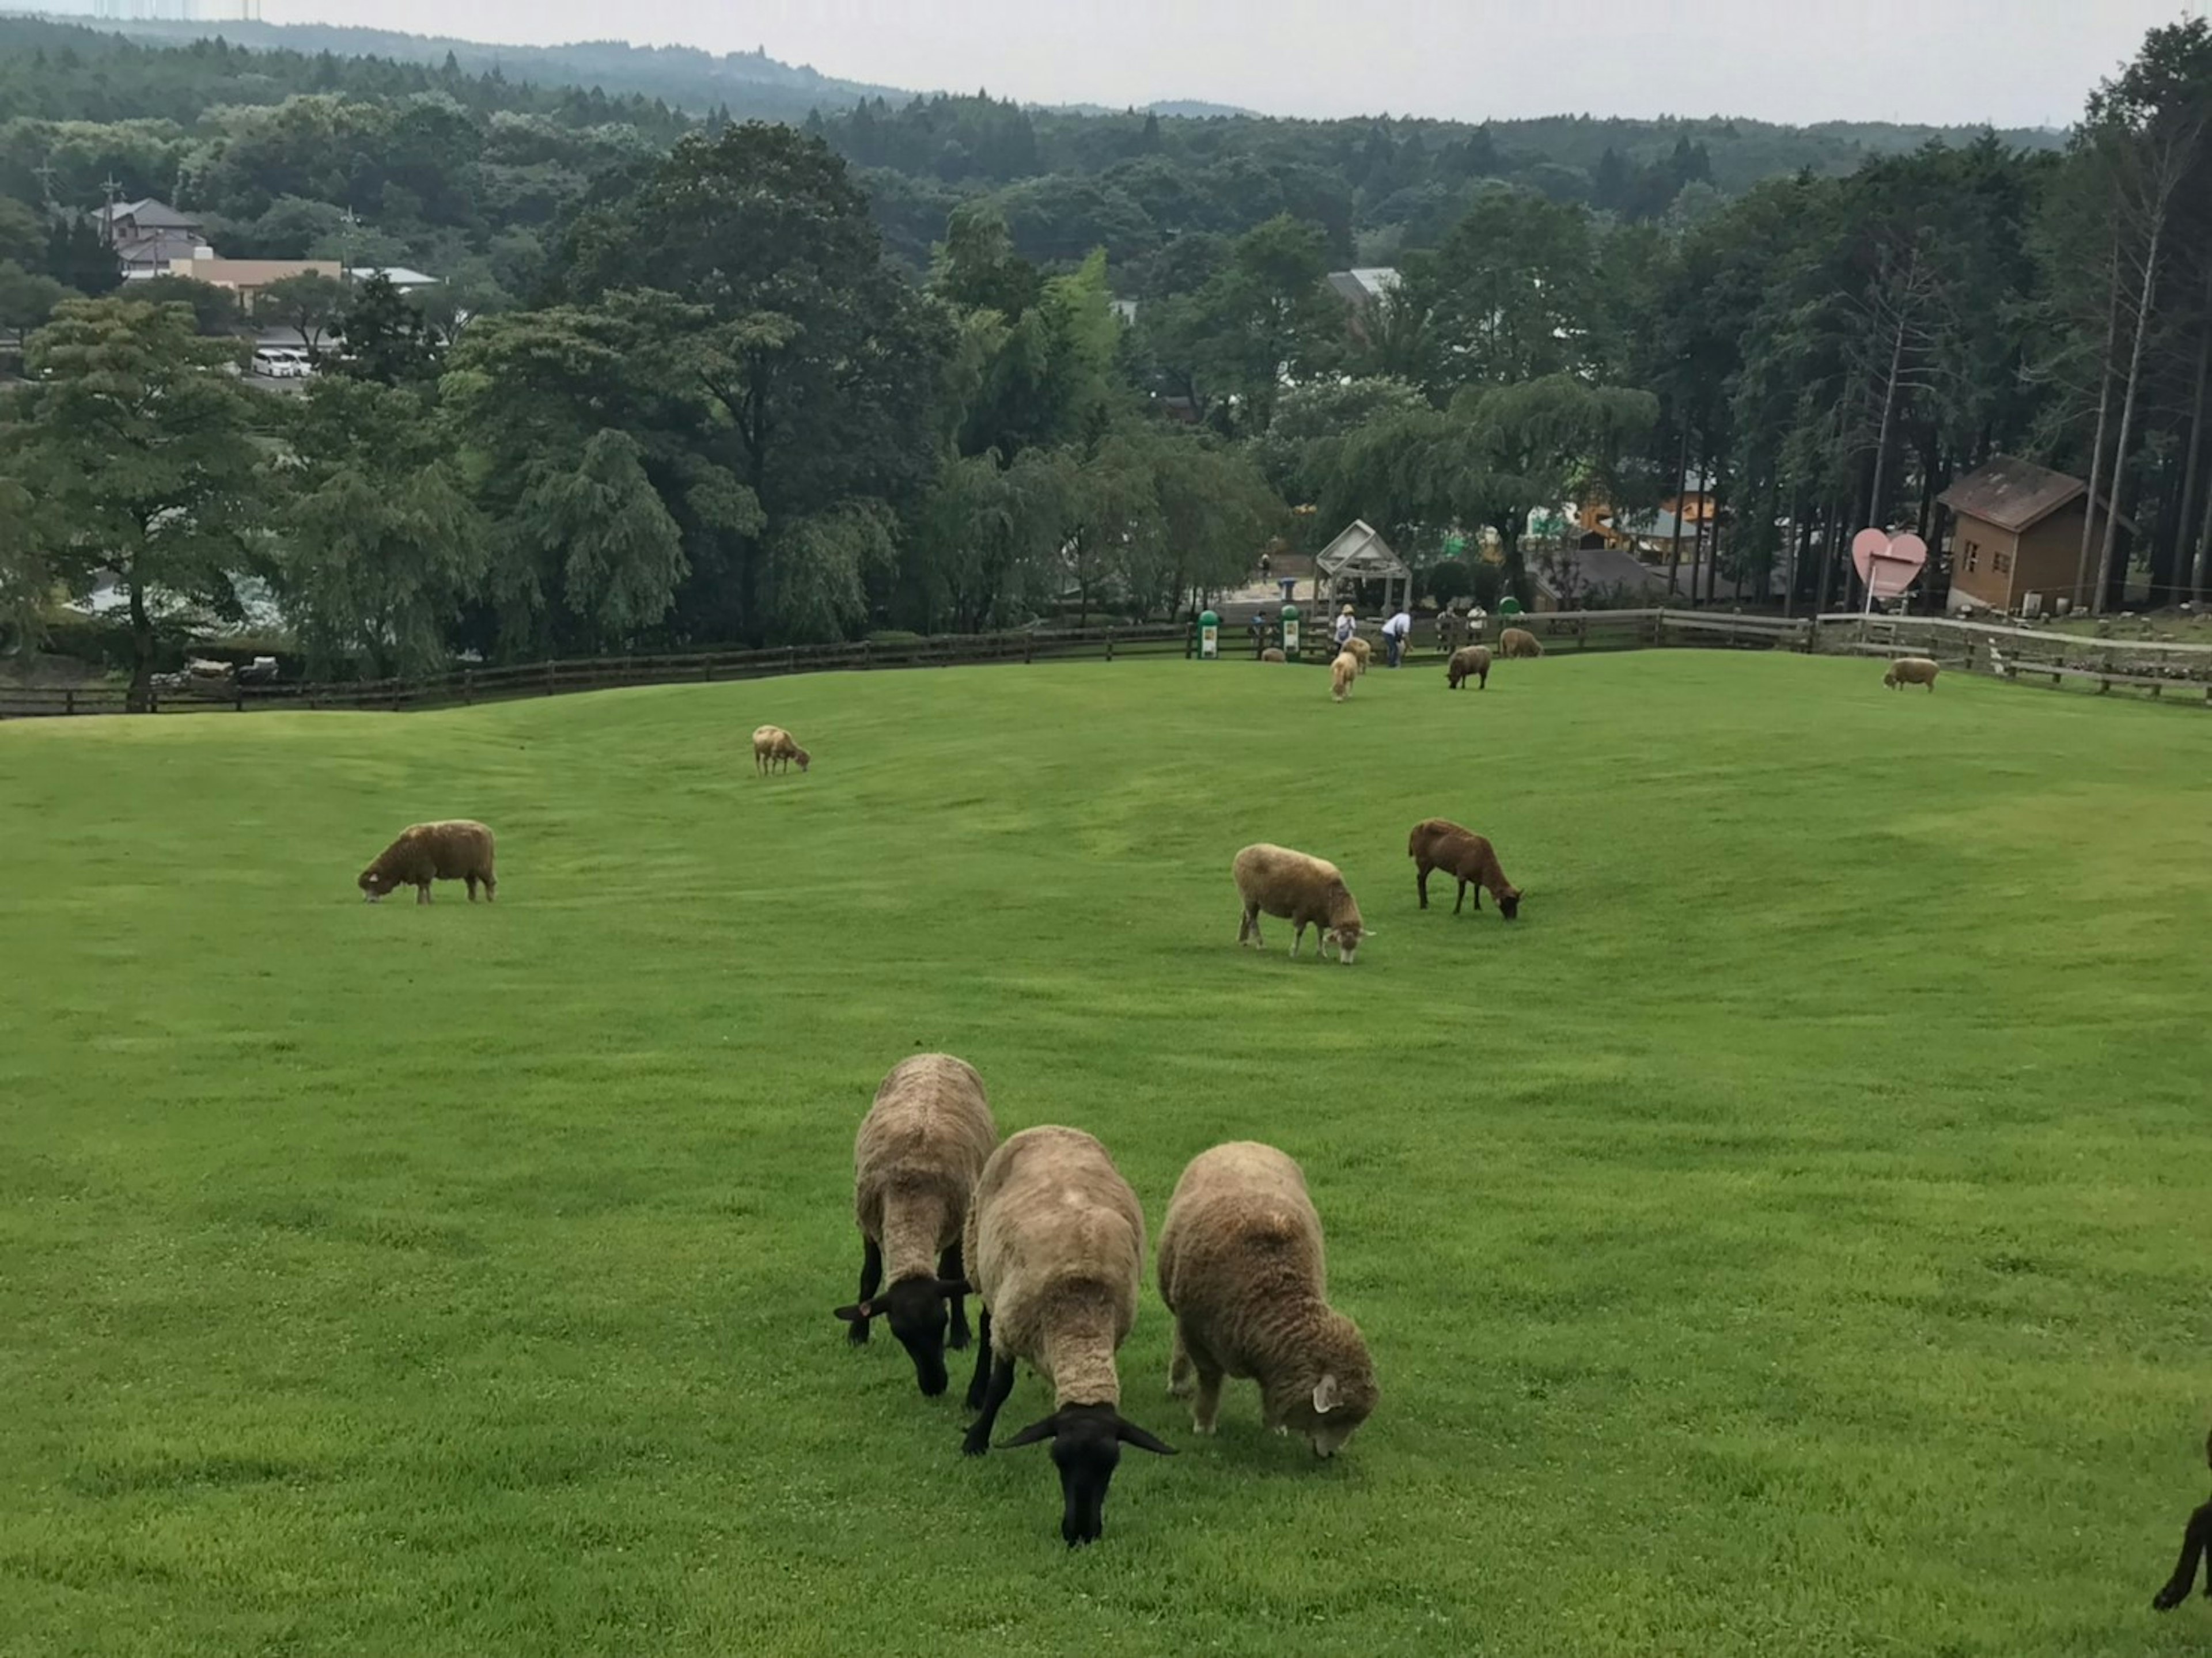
[1330,652,1359,702]
[960,1126,1176,1545]
[835,1054,999,1397]
[1499,627,1544,659]
[2153,1427,2212,1611]
[1446,645,1492,690]
[1259,647,1286,663]
[1156,1141,1378,1458]
[1344,636,1373,674]
[358,820,496,905]
[1884,656,1940,692]
[1234,843,1368,963]
[752,724,812,773]
[1407,818,1521,919]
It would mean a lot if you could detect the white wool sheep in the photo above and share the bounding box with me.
[1156,1141,1378,1458]
[1344,636,1373,675]
[1329,652,1358,702]
[752,724,812,773]
[835,1054,999,1397]
[1233,843,1368,965]
[1499,627,1544,659]
[960,1126,1175,1545]
[1884,656,1940,691]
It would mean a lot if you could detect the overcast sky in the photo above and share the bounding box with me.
[267,0,2194,127]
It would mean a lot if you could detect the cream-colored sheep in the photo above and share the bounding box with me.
[1156,1141,1378,1458]
[1499,627,1544,659]
[1259,647,1286,663]
[1884,656,1940,692]
[1330,651,1358,702]
[960,1126,1175,1545]
[358,820,495,904]
[1233,843,1367,964]
[752,724,812,773]
[1446,644,1492,690]
[835,1054,999,1397]
[1344,636,1373,674]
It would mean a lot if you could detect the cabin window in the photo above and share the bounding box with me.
[1963,540,1980,572]
[1993,550,2012,575]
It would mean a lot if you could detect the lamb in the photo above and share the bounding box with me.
[1234,843,1368,963]
[834,1054,999,1397]
[959,1126,1176,1545]
[358,820,496,905]
[752,724,812,773]
[2154,1427,2212,1611]
[1446,644,1492,690]
[1329,651,1359,702]
[1344,636,1373,674]
[1884,656,1940,692]
[1156,1142,1378,1458]
[1407,818,1521,919]
[1259,647,1286,663]
[1499,627,1544,659]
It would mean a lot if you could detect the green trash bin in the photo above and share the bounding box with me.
[1279,604,1301,658]
[1198,609,1220,660]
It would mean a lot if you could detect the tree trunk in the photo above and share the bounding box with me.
[2074,239,2122,612]
[1864,303,1910,549]
[2093,208,2165,614]
[2173,263,2212,607]
[1666,426,1690,597]
[126,574,155,714]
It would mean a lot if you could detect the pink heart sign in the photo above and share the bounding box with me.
[1852,529,1929,600]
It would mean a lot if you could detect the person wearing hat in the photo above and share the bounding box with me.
[1333,604,1357,651]
[1248,610,1270,657]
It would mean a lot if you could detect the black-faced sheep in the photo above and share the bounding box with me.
[752,724,812,773]
[835,1054,999,1397]
[1330,652,1358,702]
[358,821,496,904]
[1499,627,1544,659]
[1156,1141,1378,1458]
[1446,644,1492,690]
[960,1126,1176,1545]
[1407,818,1521,919]
[2154,1427,2212,1611]
[1884,657,1940,692]
[1234,843,1368,963]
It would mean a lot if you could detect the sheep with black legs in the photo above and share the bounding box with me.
[960,1126,1175,1546]
[835,1054,998,1397]
[1408,819,1521,919]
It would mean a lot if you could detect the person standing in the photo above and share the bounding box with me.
[1249,610,1269,658]
[1333,604,1357,652]
[1382,606,1412,667]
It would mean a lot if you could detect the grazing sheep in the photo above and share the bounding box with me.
[358,820,496,905]
[1344,636,1373,674]
[1407,818,1521,919]
[960,1126,1176,1545]
[1156,1141,1378,1458]
[1499,627,1544,659]
[2155,1427,2212,1610]
[752,724,812,773]
[1446,645,1492,690]
[1329,652,1358,702]
[835,1054,999,1397]
[1259,647,1286,663]
[1884,656,1940,692]
[1233,843,1368,964]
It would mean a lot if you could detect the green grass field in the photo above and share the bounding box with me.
[5,650,2212,1657]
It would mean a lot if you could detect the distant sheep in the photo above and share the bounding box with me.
[1407,818,1521,919]
[1884,656,1940,692]
[359,820,496,905]
[1446,645,1492,690]
[752,724,812,773]
[836,1054,999,1397]
[1234,843,1368,963]
[1344,636,1373,674]
[960,1126,1175,1545]
[1156,1141,1378,1458]
[1260,647,1286,663]
[1499,627,1543,659]
[1330,652,1358,702]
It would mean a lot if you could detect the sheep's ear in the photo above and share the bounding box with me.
[1003,1414,1062,1448]
[1313,1374,1343,1414]
[1116,1416,1178,1455]
[832,1301,877,1323]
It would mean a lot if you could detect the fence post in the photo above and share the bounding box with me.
[1107,628,1116,663]
[789,647,798,675]
[863,639,873,671]
[64,689,75,716]
[463,669,475,706]
[544,659,556,696]
[1024,632,1033,665]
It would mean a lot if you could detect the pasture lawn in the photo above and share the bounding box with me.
[2,650,2210,1658]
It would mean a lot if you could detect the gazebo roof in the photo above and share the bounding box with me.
[1315,519,1408,578]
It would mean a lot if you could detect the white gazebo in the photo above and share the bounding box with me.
[1315,519,1414,615]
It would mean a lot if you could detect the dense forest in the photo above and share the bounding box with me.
[0,15,2207,703]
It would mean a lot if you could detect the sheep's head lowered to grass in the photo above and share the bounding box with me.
[834,1274,968,1397]
[359,868,401,902]
[1003,1403,1176,1546]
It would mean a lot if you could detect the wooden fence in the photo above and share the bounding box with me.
[15,604,2201,718]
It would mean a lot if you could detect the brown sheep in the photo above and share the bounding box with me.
[1329,652,1358,702]
[1259,647,1286,663]
[1234,843,1368,963]
[1499,627,1544,659]
[1446,644,1492,690]
[1157,1141,1378,1459]
[1884,656,1940,692]
[358,820,496,905]
[752,724,811,774]
[835,1054,999,1397]
[1407,818,1520,919]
